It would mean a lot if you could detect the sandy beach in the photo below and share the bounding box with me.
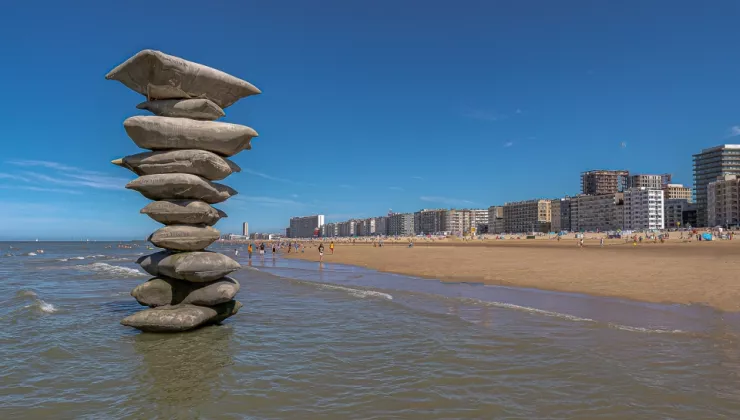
[285,237,740,311]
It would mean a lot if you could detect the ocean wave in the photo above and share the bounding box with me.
[317,283,393,300]
[26,252,37,256]
[74,262,147,278]
[25,299,58,314]
[461,298,686,334]
[16,289,37,298]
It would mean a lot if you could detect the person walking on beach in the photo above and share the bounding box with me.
[248,243,253,260]
[318,243,325,262]
[259,243,265,260]
[330,241,334,255]
[600,237,604,247]
[272,243,277,259]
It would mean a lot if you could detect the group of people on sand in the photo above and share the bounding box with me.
[234,240,336,262]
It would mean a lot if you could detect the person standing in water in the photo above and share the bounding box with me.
[247,243,253,260]
[318,242,325,262]
[272,243,277,259]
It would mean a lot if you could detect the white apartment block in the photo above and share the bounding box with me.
[338,220,357,237]
[623,188,664,231]
[444,209,471,235]
[373,216,388,236]
[322,222,339,237]
[487,206,505,234]
[469,209,489,233]
[707,175,740,227]
[571,194,622,232]
[289,214,325,238]
[503,200,551,233]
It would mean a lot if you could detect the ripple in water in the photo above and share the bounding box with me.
[74,262,146,278]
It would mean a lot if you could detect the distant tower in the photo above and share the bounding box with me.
[242,222,249,237]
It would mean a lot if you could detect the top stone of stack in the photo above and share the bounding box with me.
[106,49,261,109]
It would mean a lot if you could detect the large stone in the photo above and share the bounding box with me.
[120,300,243,332]
[105,49,260,109]
[137,251,241,282]
[141,200,226,226]
[124,116,257,157]
[148,225,221,251]
[113,149,240,181]
[132,277,240,307]
[137,99,225,121]
[126,173,237,204]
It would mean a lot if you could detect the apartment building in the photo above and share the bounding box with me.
[664,199,695,229]
[550,197,572,232]
[413,209,446,234]
[322,222,338,237]
[469,209,489,233]
[571,194,622,232]
[338,220,357,237]
[627,174,669,190]
[707,175,740,227]
[693,144,740,226]
[663,183,692,201]
[288,214,325,238]
[623,188,664,231]
[487,206,505,234]
[444,209,471,235]
[242,222,249,237]
[373,216,388,236]
[581,170,629,195]
[388,213,414,236]
[503,199,551,233]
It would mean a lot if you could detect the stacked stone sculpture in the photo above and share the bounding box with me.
[107,49,260,332]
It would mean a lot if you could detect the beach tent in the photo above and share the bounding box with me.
[701,233,713,241]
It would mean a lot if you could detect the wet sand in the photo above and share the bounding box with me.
[286,239,740,311]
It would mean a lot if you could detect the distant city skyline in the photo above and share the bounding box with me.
[2,1,740,239]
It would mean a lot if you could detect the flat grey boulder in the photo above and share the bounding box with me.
[106,49,260,108]
[124,115,257,157]
[120,300,242,332]
[148,225,221,251]
[141,200,226,226]
[132,276,240,307]
[137,99,225,121]
[126,173,237,204]
[113,149,240,181]
[137,251,241,282]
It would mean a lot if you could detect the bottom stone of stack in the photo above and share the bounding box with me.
[121,300,242,332]
[132,276,240,307]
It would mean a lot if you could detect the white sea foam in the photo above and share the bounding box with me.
[462,298,686,334]
[26,252,37,256]
[318,283,393,300]
[75,262,146,278]
[24,298,58,313]
[57,258,68,262]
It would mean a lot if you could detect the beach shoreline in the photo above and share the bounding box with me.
[284,238,740,312]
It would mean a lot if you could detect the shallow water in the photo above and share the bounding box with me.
[2,241,740,419]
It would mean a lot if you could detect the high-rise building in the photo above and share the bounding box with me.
[707,175,740,227]
[627,174,668,190]
[551,197,572,232]
[444,209,471,235]
[338,220,357,237]
[469,209,489,233]
[623,188,664,231]
[663,183,692,201]
[322,222,338,237]
[487,206,505,234]
[664,199,695,229]
[242,222,249,237]
[388,213,414,236]
[503,199,551,233]
[288,214,325,238]
[373,216,388,236]
[693,144,740,226]
[581,170,629,195]
[413,209,446,234]
[571,194,622,232]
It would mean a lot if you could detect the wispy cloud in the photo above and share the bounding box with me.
[728,126,740,138]
[7,159,101,175]
[0,185,82,195]
[0,173,30,182]
[420,196,475,206]
[242,168,316,187]
[463,109,506,122]
[339,184,354,189]
[389,186,404,191]
[503,141,514,148]
[412,176,424,180]
[20,171,126,190]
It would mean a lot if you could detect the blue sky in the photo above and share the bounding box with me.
[1,0,739,240]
